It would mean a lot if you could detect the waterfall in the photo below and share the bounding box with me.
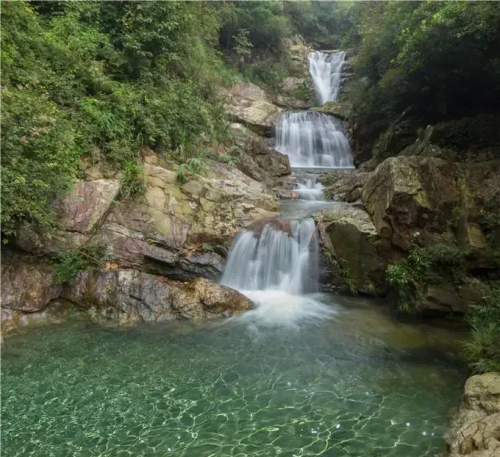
[275,112,353,168]
[220,219,319,295]
[296,175,324,201]
[309,51,345,105]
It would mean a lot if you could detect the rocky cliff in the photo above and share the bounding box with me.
[1,72,296,334]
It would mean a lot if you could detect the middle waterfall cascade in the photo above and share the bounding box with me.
[275,112,353,168]
[296,175,324,201]
[220,219,319,295]
[309,50,346,104]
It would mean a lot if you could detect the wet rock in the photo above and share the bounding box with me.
[248,217,293,237]
[445,372,500,457]
[310,101,351,120]
[321,206,390,295]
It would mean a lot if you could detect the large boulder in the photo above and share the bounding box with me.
[228,122,291,179]
[445,372,500,457]
[319,204,391,295]
[320,170,372,202]
[223,82,282,136]
[362,156,500,269]
[62,270,253,323]
[362,157,461,250]
[422,278,489,313]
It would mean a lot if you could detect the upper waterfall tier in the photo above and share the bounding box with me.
[275,111,354,168]
[220,219,319,295]
[309,50,346,105]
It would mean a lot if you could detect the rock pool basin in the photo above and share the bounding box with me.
[2,294,467,457]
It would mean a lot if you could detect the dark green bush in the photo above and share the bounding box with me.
[464,285,500,373]
[386,243,466,312]
[53,244,110,284]
[1,1,229,237]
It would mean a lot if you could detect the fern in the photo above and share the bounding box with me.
[177,158,208,184]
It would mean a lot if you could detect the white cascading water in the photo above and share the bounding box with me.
[275,112,353,168]
[309,50,345,104]
[296,175,324,201]
[221,219,318,295]
[220,219,334,325]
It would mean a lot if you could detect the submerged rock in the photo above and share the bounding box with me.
[445,372,500,457]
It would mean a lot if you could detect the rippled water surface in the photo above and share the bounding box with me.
[2,295,467,457]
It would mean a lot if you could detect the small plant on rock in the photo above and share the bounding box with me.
[341,267,358,296]
[386,243,466,312]
[177,158,208,184]
[53,244,110,284]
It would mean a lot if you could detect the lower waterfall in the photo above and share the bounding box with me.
[221,219,318,295]
[220,218,334,325]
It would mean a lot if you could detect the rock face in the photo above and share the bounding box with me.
[319,204,390,294]
[1,258,61,314]
[362,156,500,268]
[223,82,282,136]
[446,372,500,457]
[63,270,253,323]
[310,101,351,120]
[14,148,278,282]
[17,178,121,253]
[0,255,253,332]
[363,156,460,250]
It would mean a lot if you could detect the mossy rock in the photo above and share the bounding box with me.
[310,101,351,120]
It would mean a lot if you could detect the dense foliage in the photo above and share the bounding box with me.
[344,1,500,152]
[1,1,227,236]
[386,243,466,313]
[464,285,500,374]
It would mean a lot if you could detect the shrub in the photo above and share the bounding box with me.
[464,285,500,373]
[386,243,466,312]
[176,158,208,184]
[1,1,228,237]
[1,87,79,236]
[53,244,110,284]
